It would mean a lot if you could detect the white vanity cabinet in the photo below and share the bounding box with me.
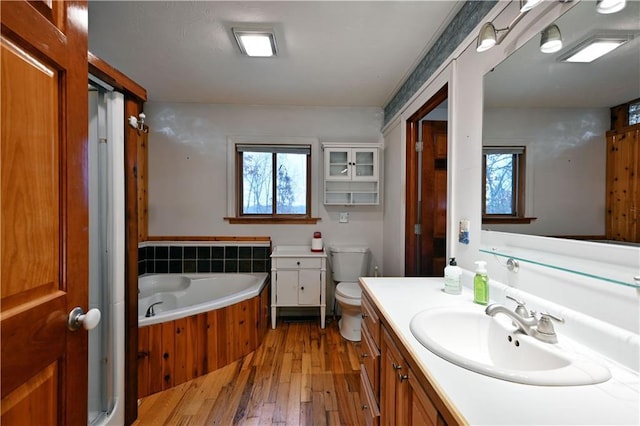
[270,246,327,329]
[322,143,382,205]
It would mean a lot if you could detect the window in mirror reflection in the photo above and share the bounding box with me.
[482,147,529,223]
[629,100,640,126]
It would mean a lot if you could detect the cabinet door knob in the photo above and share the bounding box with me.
[361,404,369,410]
[392,363,402,370]
[361,313,368,319]
[301,286,304,291]
[398,373,409,382]
[361,353,368,358]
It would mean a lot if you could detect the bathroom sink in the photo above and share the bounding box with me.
[409,305,611,386]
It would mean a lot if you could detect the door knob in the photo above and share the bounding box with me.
[68,307,101,331]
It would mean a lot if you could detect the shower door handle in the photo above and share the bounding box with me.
[68,307,101,331]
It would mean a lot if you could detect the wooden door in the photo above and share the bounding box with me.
[1,1,89,425]
[420,120,448,276]
[405,85,448,276]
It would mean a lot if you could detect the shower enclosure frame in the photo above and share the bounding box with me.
[88,80,125,425]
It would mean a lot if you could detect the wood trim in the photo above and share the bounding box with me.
[137,132,148,241]
[225,217,321,225]
[124,97,142,425]
[146,236,272,242]
[88,52,147,101]
[482,217,536,224]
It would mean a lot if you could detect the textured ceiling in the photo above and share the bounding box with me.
[88,1,464,107]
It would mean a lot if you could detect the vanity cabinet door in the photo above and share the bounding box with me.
[407,365,440,426]
[361,322,380,401]
[361,365,381,426]
[275,270,299,305]
[380,327,410,426]
[298,269,321,305]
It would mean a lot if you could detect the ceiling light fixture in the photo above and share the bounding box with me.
[559,36,629,63]
[520,0,544,13]
[540,24,563,53]
[596,0,626,14]
[232,27,278,57]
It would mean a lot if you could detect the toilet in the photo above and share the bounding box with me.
[329,246,370,341]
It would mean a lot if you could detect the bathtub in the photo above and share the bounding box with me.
[138,273,268,327]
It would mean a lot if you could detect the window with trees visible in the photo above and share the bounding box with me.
[236,144,311,217]
[482,146,527,222]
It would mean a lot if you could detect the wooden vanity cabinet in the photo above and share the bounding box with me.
[360,292,381,425]
[381,327,444,426]
[360,286,456,426]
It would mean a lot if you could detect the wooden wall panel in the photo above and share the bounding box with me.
[606,126,639,242]
[138,284,270,399]
[148,324,163,395]
[137,326,150,398]
[173,318,187,387]
[161,322,175,390]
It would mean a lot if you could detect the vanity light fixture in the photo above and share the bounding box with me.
[477,22,498,52]
[540,24,563,53]
[559,36,629,63]
[476,0,545,53]
[596,0,626,14]
[232,27,278,57]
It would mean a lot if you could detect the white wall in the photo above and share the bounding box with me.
[382,0,639,336]
[382,120,404,276]
[483,106,608,236]
[145,102,385,276]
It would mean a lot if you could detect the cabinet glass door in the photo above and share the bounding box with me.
[326,149,351,180]
[353,149,377,180]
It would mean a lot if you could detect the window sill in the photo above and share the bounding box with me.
[225,217,321,225]
[482,216,537,225]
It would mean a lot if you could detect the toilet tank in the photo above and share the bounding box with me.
[329,246,370,282]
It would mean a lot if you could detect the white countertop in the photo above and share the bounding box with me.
[271,245,327,258]
[360,277,640,425]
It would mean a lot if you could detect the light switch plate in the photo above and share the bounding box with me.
[339,212,349,223]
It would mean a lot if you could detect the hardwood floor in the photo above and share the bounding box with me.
[134,318,364,425]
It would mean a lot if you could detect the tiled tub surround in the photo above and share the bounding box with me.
[138,242,271,276]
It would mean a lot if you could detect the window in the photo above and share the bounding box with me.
[226,138,319,224]
[482,146,533,224]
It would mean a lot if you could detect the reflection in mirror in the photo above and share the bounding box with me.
[482,0,640,243]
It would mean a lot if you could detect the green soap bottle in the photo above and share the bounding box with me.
[473,260,489,305]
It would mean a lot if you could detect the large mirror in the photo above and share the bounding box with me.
[482,0,640,242]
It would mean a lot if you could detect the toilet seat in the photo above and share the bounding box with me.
[336,282,361,301]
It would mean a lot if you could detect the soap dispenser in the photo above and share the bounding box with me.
[443,257,462,295]
[473,261,489,305]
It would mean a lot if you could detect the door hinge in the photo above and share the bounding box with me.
[99,137,108,144]
[415,141,423,152]
[414,224,421,235]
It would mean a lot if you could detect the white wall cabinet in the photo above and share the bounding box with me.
[323,144,382,205]
[271,246,327,329]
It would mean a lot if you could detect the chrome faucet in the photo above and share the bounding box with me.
[485,298,564,344]
[145,301,163,317]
